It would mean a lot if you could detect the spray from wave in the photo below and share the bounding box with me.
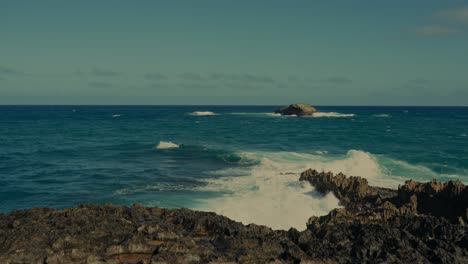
[189,111,218,116]
[151,143,456,230]
[195,149,409,230]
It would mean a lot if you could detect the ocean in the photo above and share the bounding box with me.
[0,105,467,230]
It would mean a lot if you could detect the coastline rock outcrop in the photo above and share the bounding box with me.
[1,171,467,263]
[398,179,468,223]
[275,103,316,116]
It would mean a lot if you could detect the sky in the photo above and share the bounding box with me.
[1,0,468,105]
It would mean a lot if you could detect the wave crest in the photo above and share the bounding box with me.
[155,141,179,149]
[189,111,218,116]
[311,112,355,118]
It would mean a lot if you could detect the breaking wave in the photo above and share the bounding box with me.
[151,142,461,230]
[155,141,179,149]
[194,149,423,230]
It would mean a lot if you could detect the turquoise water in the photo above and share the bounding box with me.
[1,106,467,229]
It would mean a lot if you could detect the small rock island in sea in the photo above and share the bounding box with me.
[275,103,316,116]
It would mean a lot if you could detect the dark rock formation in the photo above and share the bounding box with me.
[1,171,467,263]
[0,204,301,264]
[398,179,468,223]
[275,104,316,116]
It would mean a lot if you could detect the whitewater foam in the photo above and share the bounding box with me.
[311,112,355,118]
[373,114,391,118]
[189,111,218,116]
[195,149,406,230]
[112,114,121,118]
[155,141,179,149]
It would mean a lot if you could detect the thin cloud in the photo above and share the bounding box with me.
[91,68,122,77]
[321,76,353,84]
[208,73,232,81]
[76,68,123,77]
[437,6,468,24]
[408,79,429,84]
[224,82,264,91]
[0,66,24,75]
[178,72,203,81]
[239,74,275,83]
[144,73,168,80]
[88,81,116,88]
[207,72,275,83]
[415,25,459,36]
[287,76,303,83]
[179,83,215,90]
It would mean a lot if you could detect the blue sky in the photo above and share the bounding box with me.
[1,0,468,105]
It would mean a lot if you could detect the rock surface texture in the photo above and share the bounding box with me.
[1,170,467,263]
[275,104,316,116]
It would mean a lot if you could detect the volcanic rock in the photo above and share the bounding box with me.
[1,171,467,263]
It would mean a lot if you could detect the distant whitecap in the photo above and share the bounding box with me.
[373,114,391,118]
[189,111,218,116]
[311,112,355,118]
[155,141,179,149]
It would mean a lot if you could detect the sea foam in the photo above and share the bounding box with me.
[196,149,402,230]
[189,111,218,116]
[311,112,355,118]
[155,141,179,149]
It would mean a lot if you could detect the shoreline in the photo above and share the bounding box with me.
[1,170,467,263]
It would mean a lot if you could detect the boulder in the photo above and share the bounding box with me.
[275,103,316,116]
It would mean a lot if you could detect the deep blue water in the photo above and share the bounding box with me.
[1,106,467,229]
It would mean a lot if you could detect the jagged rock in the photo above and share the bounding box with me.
[299,169,396,208]
[275,103,316,116]
[0,204,303,263]
[398,179,468,223]
[299,169,373,202]
[1,171,468,263]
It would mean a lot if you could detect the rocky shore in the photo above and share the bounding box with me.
[1,171,467,263]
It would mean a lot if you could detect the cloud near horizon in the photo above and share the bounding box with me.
[0,66,24,75]
[321,77,353,84]
[437,6,468,24]
[415,25,459,36]
[88,81,116,88]
[76,68,123,77]
[144,73,168,80]
[177,72,276,84]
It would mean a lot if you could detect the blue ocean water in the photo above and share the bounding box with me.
[1,106,467,229]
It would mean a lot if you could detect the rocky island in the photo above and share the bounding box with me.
[1,171,467,263]
[275,104,317,116]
